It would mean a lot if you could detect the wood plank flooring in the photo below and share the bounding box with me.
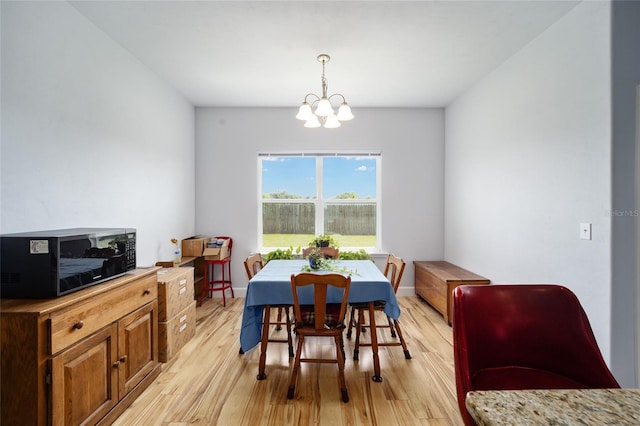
[112,296,465,425]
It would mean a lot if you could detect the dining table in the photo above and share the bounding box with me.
[239,259,400,381]
[465,388,640,425]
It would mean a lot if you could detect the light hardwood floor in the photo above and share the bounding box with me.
[112,296,465,425]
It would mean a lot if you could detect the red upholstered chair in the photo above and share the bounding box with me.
[199,236,233,307]
[452,284,620,426]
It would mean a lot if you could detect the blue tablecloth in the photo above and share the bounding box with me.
[239,259,400,352]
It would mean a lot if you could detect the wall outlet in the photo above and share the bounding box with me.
[580,223,592,240]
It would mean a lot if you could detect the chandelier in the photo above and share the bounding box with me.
[295,54,354,129]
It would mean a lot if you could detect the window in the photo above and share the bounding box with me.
[259,153,381,251]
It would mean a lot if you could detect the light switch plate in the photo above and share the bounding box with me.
[580,223,592,240]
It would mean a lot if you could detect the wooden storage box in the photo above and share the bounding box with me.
[414,261,490,324]
[181,236,211,257]
[157,267,195,322]
[203,239,230,260]
[158,300,197,362]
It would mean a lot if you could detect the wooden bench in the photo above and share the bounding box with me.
[414,261,490,324]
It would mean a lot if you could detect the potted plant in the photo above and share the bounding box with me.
[263,247,294,264]
[306,247,323,270]
[338,249,373,262]
[309,234,339,248]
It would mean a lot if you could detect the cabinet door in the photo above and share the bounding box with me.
[50,324,118,426]
[118,301,158,397]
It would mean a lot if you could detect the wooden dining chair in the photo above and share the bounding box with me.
[347,254,411,371]
[287,272,351,402]
[244,253,294,361]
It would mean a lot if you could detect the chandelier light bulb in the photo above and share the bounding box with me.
[323,114,341,129]
[296,102,312,120]
[304,114,321,128]
[337,103,354,121]
[315,98,334,117]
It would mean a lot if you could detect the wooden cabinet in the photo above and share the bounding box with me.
[414,261,490,325]
[0,268,161,426]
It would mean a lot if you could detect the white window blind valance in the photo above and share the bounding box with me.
[258,152,381,158]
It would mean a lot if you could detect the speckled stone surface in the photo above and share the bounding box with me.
[466,389,640,425]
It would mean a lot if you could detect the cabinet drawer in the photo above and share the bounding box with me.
[49,274,158,354]
[158,301,196,363]
[157,267,195,322]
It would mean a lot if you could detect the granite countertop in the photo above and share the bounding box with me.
[465,388,640,425]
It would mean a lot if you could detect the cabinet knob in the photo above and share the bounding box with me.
[143,289,151,295]
[73,321,84,330]
[119,355,127,363]
[112,361,119,369]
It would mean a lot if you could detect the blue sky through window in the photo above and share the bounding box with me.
[262,156,376,199]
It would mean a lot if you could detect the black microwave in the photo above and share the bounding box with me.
[0,228,136,298]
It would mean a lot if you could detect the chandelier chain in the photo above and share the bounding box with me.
[321,60,328,99]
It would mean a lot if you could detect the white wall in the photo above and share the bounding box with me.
[195,107,444,296]
[0,1,195,266]
[445,1,614,366]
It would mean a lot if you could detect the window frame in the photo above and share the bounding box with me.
[258,152,381,252]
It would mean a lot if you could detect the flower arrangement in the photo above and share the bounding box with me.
[171,238,181,265]
[306,247,324,269]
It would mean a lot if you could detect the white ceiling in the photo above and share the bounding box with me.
[70,1,580,108]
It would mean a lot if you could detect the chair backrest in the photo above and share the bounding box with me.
[215,236,232,255]
[302,247,339,259]
[383,254,405,293]
[243,253,263,280]
[452,284,620,426]
[290,273,351,331]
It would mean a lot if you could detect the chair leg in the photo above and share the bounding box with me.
[285,308,294,358]
[346,306,356,338]
[287,335,305,399]
[387,315,397,338]
[227,261,234,298]
[353,308,364,361]
[367,302,382,382]
[393,319,411,359]
[276,306,283,331]
[222,273,226,307]
[221,264,227,307]
[335,334,349,403]
[257,306,271,380]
